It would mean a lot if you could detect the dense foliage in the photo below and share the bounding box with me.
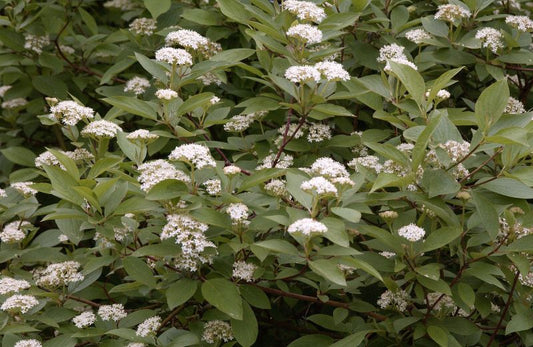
[0,0,533,346]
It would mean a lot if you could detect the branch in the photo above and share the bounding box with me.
[487,272,519,347]
[158,305,186,333]
[66,295,101,308]
[272,108,307,168]
[459,147,502,183]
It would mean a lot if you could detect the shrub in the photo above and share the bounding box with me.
[0,0,532,346]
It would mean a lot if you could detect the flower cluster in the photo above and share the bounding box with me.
[155,88,178,100]
[103,0,135,10]
[434,4,471,22]
[0,277,31,295]
[0,221,31,243]
[505,15,533,32]
[129,17,157,36]
[226,203,250,226]
[288,218,328,236]
[224,113,257,132]
[405,28,431,44]
[377,43,417,71]
[98,304,127,321]
[161,214,215,271]
[126,129,159,142]
[50,100,95,126]
[14,340,42,347]
[348,155,382,173]
[377,289,410,312]
[165,29,221,58]
[475,28,503,53]
[232,261,257,282]
[137,160,190,191]
[155,47,193,66]
[505,97,526,114]
[282,0,326,23]
[81,120,122,138]
[72,311,96,328]
[264,179,288,197]
[203,179,221,195]
[202,320,234,343]
[11,182,37,196]
[136,316,161,337]
[1,98,27,109]
[398,223,425,242]
[34,261,84,287]
[301,176,337,196]
[307,123,332,142]
[286,24,323,44]
[24,34,50,54]
[169,144,216,169]
[124,76,150,95]
[285,62,350,83]
[1,295,39,314]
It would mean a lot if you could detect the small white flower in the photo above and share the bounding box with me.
[377,289,409,312]
[379,251,396,258]
[264,179,287,197]
[377,43,406,63]
[232,261,257,282]
[58,234,69,242]
[1,294,39,314]
[155,88,178,100]
[0,277,31,295]
[168,144,216,169]
[136,316,161,337]
[405,28,431,44]
[435,89,451,100]
[104,0,135,10]
[286,24,323,44]
[257,152,293,169]
[505,97,525,114]
[35,150,64,169]
[285,65,321,83]
[397,223,425,242]
[81,120,122,138]
[223,165,241,175]
[203,179,221,195]
[307,123,332,142]
[98,304,127,321]
[124,76,150,95]
[210,96,220,104]
[155,47,193,65]
[226,203,250,225]
[314,61,350,81]
[475,27,503,53]
[300,176,337,196]
[348,155,382,173]
[24,34,49,54]
[72,311,96,328]
[202,320,234,343]
[0,85,12,98]
[288,218,327,236]
[129,17,156,36]
[282,0,326,23]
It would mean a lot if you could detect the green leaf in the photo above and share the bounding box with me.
[389,61,425,108]
[145,180,189,200]
[506,312,533,334]
[216,0,251,24]
[427,67,463,102]
[166,279,198,309]
[288,335,334,347]
[330,330,369,347]
[123,256,156,288]
[321,217,350,247]
[201,278,243,320]
[253,239,299,255]
[135,52,168,83]
[144,0,171,18]
[231,301,258,347]
[33,75,68,98]
[475,79,509,131]
[427,326,448,347]
[103,96,158,120]
[210,48,255,62]
[78,8,98,35]
[422,227,462,252]
[423,169,461,198]
[181,8,222,26]
[1,146,36,167]
[412,114,442,170]
[472,190,499,240]
[240,284,271,309]
[309,103,353,120]
[481,178,533,199]
[239,168,286,191]
[308,259,347,286]
[457,283,475,308]
[177,92,214,117]
[331,207,361,223]
[100,58,135,85]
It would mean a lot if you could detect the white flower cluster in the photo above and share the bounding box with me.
[72,311,96,328]
[475,28,503,53]
[137,160,190,192]
[35,151,64,169]
[285,61,350,83]
[1,294,39,313]
[203,179,221,195]
[434,4,471,22]
[377,289,409,312]
[161,214,215,271]
[0,277,31,295]
[136,316,161,337]
[379,211,399,220]
[129,17,157,36]
[498,217,533,240]
[286,24,323,44]
[81,120,122,138]
[505,96,526,114]
[224,113,256,132]
[257,152,294,169]
[232,261,257,282]
[11,181,37,196]
[155,47,193,66]
[198,72,222,86]
[124,76,150,95]
[202,320,234,343]
[307,157,353,184]
[288,218,328,236]
[264,179,287,197]
[348,155,382,173]
[165,29,221,58]
[396,143,414,152]
[0,221,31,243]
[398,223,425,242]
[169,144,216,169]
[126,344,145,347]
[226,203,250,226]
[278,123,307,141]
[223,165,241,175]
[0,188,6,198]
[34,261,84,287]
[282,0,326,23]
[438,140,470,162]
[505,15,533,32]
[1,98,27,109]
[98,304,127,321]
[519,272,533,287]
[104,0,135,10]
[14,340,42,347]
[405,28,431,44]
[377,43,417,71]
[155,88,178,100]
[427,292,457,312]
[49,100,95,126]
[436,89,451,100]
[379,251,396,258]
[24,34,50,54]
[307,123,332,142]
[301,176,337,196]
[126,129,159,142]
[0,85,11,98]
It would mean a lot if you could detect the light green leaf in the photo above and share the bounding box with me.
[308,259,347,286]
[144,0,171,18]
[239,168,286,191]
[231,301,258,347]
[422,227,462,252]
[103,96,158,120]
[145,180,189,200]
[123,256,156,288]
[475,79,509,131]
[1,146,36,167]
[201,278,243,320]
[167,279,198,309]
[481,178,533,199]
[331,207,361,223]
[389,60,425,108]
[427,326,448,347]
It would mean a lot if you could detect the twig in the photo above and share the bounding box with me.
[487,272,519,347]
[66,295,101,308]
[272,109,307,168]
[158,305,186,332]
[459,147,502,183]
